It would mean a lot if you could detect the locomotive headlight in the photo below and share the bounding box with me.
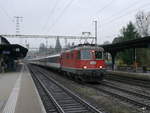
[99,66,103,69]
[83,66,87,69]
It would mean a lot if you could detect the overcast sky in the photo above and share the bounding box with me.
[0,0,150,48]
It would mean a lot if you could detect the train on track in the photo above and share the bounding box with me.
[29,44,106,82]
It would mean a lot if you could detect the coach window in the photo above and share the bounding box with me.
[48,57,52,62]
[56,57,59,63]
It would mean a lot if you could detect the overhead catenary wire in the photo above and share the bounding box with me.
[96,0,150,43]
[100,3,150,43]
[77,0,117,33]
[46,0,75,32]
[0,5,13,22]
[83,0,142,29]
[101,2,150,27]
[102,0,142,21]
[42,0,59,32]
[96,0,117,14]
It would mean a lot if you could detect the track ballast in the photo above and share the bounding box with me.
[28,65,103,113]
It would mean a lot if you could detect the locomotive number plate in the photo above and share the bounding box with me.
[90,61,96,65]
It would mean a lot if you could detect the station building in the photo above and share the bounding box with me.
[0,36,28,72]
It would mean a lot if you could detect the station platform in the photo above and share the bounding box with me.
[0,65,46,113]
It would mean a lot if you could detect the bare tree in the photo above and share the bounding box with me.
[135,11,150,37]
[135,11,150,66]
[103,41,110,45]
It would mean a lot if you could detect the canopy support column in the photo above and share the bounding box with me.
[111,52,117,70]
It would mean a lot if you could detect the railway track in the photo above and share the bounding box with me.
[89,81,150,111]
[29,64,150,112]
[102,80,150,100]
[28,65,103,113]
[105,74,150,88]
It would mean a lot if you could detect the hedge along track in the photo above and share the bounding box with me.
[28,65,104,113]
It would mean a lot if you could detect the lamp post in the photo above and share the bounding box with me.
[93,20,97,45]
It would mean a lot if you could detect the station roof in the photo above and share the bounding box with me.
[0,35,10,44]
[101,36,150,53]
[0,44,28,59]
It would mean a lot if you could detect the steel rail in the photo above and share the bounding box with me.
[90,85,150,110]
[29,65,103,113]
[105,75,150,88]
[101,80,150,100]
[37,69,103,113]
[29,67,65,113]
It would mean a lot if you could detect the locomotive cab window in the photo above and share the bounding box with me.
[71,52,74,59]
[80,50,92,60]
[76,51,80,59]
[95,51,103,59]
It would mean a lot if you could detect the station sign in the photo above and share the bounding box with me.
[15,48,20,52]
[2,51,10,55]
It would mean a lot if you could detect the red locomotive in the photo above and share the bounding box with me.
[30,44,106,82]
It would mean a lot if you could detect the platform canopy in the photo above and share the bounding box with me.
[100,36,150,70]
[0,35,10,44]
[101,36,150,53]
[0,44,28,59]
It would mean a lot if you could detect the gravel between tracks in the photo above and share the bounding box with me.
[103,80,150,96]
[31,65,147,113]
